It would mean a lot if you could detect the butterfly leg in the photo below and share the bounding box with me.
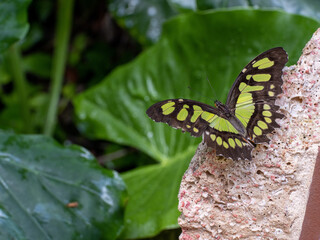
[242,137,256,148]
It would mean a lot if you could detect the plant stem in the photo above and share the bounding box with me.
[8,44,31,133]
[44,0,74,136]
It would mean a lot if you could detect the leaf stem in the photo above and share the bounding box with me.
[8,44,31,133]
[44,0,74,136]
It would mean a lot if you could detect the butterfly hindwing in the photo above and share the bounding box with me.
[226,47,288,143]
[203,128,253,160]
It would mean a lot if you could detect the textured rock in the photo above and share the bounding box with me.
[178,29,320,240]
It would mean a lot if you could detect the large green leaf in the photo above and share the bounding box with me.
[109,0,320,45]
[0,0,31,55]
[74,9,319,239]
[0,132,126,240]
[120,157,190,239]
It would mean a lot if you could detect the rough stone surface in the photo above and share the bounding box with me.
[178,29,320,240]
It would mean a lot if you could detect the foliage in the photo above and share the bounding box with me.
[109,0,320,45]
[0,132,126,240]
[0,0,31,55]
[0,0,319,240]
[0,1,128,239]
[74,9,319,239]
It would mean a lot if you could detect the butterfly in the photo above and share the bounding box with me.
[146,47,288,160]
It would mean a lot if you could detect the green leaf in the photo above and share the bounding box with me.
[109,0,320,45]
[120,157,190,239]
[74,9,319,239]
[109,0,177,45]
[198,0,320,21]
[0,132,126,240]
[0,0,31,55]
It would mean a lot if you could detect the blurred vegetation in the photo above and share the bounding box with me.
[0,0,319,239]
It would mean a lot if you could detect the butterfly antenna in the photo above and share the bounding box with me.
[206,74,218,101]
[187,86,213,103]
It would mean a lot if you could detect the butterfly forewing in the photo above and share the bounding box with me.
[226,47,288,143]
[146,99,220,137]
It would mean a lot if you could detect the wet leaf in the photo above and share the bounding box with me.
[0,132,127,240]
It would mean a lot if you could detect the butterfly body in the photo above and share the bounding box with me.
[214,100,247,137]
[146,47,288,160]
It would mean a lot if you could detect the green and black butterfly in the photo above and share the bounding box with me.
[146,47,288,160]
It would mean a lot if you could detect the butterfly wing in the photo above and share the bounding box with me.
[226,47,288,143]
[147,99,254,160]
[146,99,220,137]
[203,127,254,160]
[146,48,288,161]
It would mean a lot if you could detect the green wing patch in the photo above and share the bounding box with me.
[146,47,288,161]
